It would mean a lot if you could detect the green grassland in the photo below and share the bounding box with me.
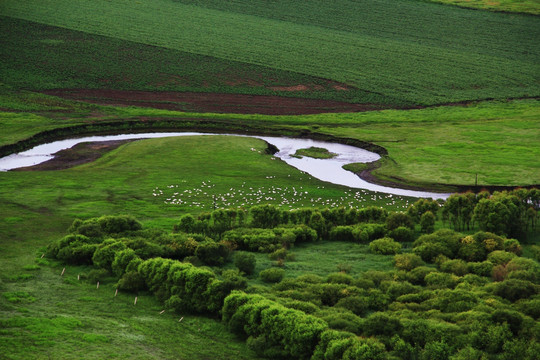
[0,136,411,359]
[1,0,539,105]
[2,91,538,187]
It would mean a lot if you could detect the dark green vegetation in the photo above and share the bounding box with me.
[1,0,539,105]
[38,193,540,359]
[294,147,337,160]
[0,17,371,105]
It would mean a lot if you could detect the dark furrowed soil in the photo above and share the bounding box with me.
[43,89,388,115]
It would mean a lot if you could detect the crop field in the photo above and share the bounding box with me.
[0,17,379,107]
[1,0,539,105]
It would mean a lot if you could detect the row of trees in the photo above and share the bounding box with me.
[442,189,539,237]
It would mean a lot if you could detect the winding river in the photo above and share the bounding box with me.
[0,132,451,199]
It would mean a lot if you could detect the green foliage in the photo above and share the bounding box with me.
[363,312,402,337]
[92,239,127,271]
[234,251,256,275]
[493,279,538,301]
[222,291,328,359]
[394,253,424,271]
[487,250,517,266]
[47,234,100,265]
[195,240,230,266]
[369,238,402,255]
[420,211,436,234]
[111,248,140,277]
[440,259,469,276]
[259,268,285,283]
[386,212,415,231]
[388,226,415,243]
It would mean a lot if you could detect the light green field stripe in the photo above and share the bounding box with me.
[1,0,538,104]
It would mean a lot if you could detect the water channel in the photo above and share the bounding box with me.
[0,132,451,199]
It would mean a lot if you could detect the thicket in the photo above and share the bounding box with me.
[45,190,539,359]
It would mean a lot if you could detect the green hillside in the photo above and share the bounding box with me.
[1,0,539,105]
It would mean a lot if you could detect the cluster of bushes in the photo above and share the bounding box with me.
[46,208,540,360]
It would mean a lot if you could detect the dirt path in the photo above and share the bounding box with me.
[43,89,387,115]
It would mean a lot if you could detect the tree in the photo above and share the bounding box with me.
[420,211,436,233]
[442,193,476,231]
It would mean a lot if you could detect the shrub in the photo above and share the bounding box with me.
[260,268,285,283]
[327,272,353,285]
[111,248,140,277]
[329,226,355,242]
[487,250,517,265]
[425,272,459,289]
[505,257,540,282]
[386,212,415,231]
[389,226,415,242]
[335,296,368,316]
[97,215,142,234]
[47,234,100,265]
[440,259,469,276]
[468,261,494,277]
[369,238,402,255]
[494,279,538,301]
[269,247,288,261]
[85,269,111,284]
[363,312,402,337]
[394,253,424,271]
[195,241,230,266]
[92,239,127,270]
[125,238,164,259]
[117,271,146,291]
[352,223,386,243]
[234,251,256,275]
[504,239,522,255]
[405,266,437,285]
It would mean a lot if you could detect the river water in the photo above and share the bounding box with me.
[0,132,450,199]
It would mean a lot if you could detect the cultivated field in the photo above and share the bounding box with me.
[1,0,539,105]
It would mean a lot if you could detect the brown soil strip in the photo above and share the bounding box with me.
[42,89,386,115]
[13,140,132,171]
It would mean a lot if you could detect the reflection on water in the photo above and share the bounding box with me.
[0,132,450,199]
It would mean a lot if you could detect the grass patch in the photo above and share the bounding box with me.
[252,241,395,281]
[293,147,337,159]
[342,162,369,173]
